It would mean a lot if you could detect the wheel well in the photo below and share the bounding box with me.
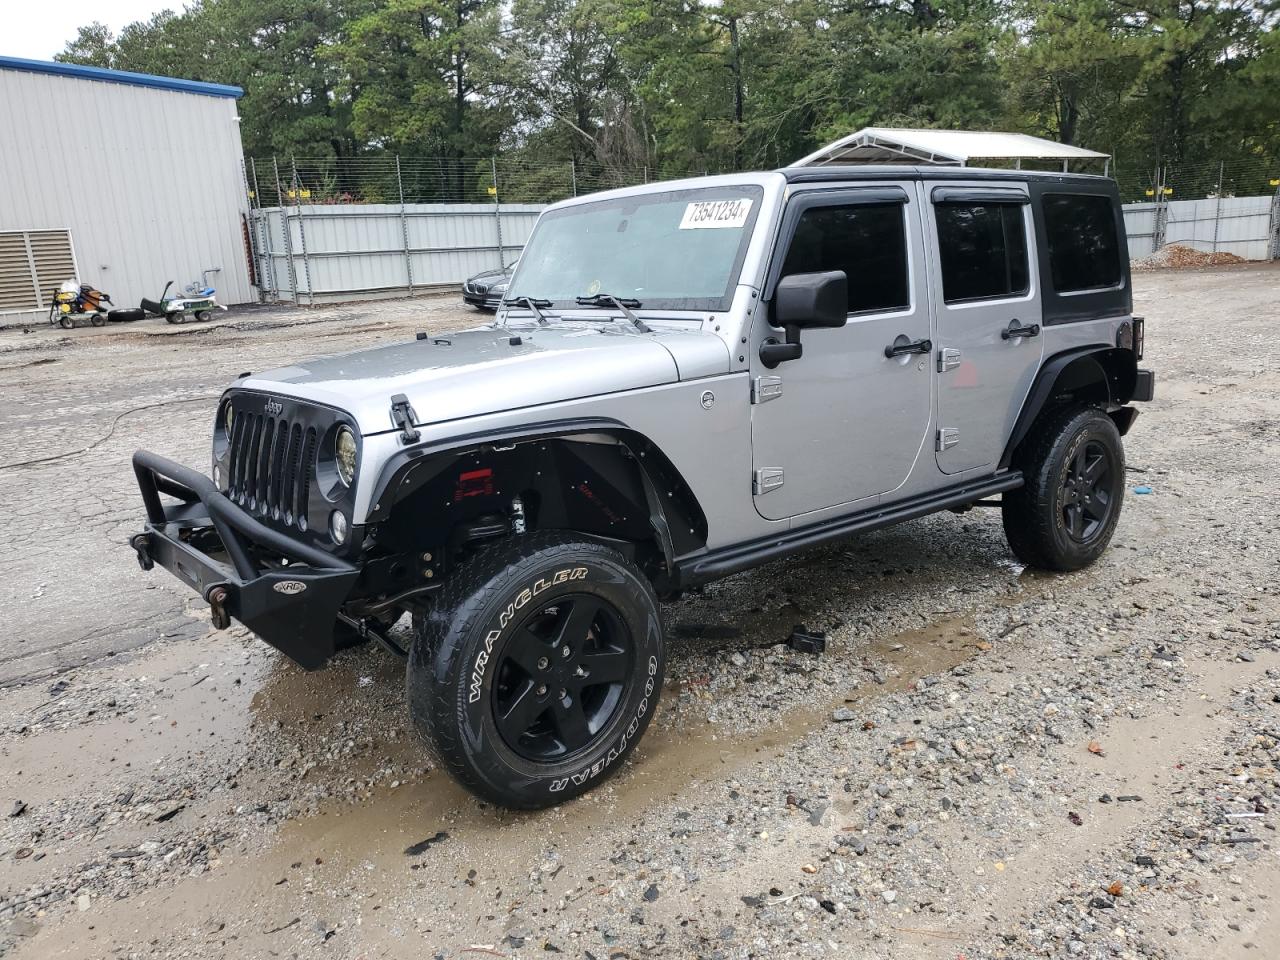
[1003,346,1138,468]
[367,431,706,591]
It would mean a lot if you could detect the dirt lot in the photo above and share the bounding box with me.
[0,266,1277,960]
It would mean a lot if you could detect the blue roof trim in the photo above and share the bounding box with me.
[0,56,243,99]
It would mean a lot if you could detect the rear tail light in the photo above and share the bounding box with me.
[1133,315,1144,360]
[1118,317,1144,360]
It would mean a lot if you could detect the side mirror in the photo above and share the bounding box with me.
[760,270,848,368]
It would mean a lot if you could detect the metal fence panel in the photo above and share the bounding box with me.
[252,202,546,302]
[1163,198,1218,251]
[1121,203,1158,258]
[1203,195,1272,260]
[1122,193,1277,263]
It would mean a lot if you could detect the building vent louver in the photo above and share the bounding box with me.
[0,230,77,315]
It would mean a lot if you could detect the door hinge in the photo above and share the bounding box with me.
[751,375,783,404]
[936,427,960,452]
[753,467,785,495]
[938,347,962,373]
[390,393,421,445]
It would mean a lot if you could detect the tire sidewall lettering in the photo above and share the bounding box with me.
[466,566,586,704]
[548,654,659,794]
[1054,422,1118,548]
[1054,429,1090,538]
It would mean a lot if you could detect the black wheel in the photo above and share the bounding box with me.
[90,312,106,327]
[409,533,663,809]
[58,315,74,329]
[165,312,181,324]
[1002,406,1125,571]
[194,310,212,322]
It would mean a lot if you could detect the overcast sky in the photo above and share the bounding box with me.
[5,1,175,61]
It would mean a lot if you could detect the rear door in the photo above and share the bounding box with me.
[926,183,1044,474]
[749,183,933,520]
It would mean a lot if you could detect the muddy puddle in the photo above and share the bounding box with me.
[14,612,984,959]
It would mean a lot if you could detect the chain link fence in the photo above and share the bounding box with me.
[1112,154,1280,261]
[245,151,1279,304]
[244,156,724,208]
[243,155,733,304]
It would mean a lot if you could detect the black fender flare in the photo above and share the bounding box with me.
[1001,345,1138,469]
[362,417,706,567]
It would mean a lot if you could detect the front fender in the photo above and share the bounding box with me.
[362,417,628,523]
[361,418,710,569]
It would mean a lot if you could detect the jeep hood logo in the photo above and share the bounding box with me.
[273,580,306,595]
[264,399,284,416]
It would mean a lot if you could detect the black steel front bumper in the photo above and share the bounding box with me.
[130,450,360,669]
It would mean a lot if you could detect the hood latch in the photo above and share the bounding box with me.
[390,393,421,445]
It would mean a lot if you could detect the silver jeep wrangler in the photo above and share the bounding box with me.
[130,166,1153,809]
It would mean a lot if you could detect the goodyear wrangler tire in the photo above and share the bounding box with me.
[408,534,664,809]
[1002,406,1125,571]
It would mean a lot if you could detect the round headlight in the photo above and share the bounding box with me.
[329,509,349,544]
[223,402,234,438]
[335,426,358,487]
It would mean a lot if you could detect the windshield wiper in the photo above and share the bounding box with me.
[501,295,552,326]
[574,293,651,334]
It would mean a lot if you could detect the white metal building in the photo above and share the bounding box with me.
[0,57,253,325]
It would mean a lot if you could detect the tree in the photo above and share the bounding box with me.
[51,0,1278,186]
[335,0,507,197]
[501,0,642,174]
[215,0,377,161]
[58,22,117,66]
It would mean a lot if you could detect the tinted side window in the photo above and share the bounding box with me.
[935,203,1029,302]
[780,203,909,313]
[1042,194,1122,291]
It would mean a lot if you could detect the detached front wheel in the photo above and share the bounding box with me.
[409,534,664,809]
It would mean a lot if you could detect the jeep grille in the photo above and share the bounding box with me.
[227,411,318,531]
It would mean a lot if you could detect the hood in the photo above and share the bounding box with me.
[467,265,512,284]
[238,324,729,435]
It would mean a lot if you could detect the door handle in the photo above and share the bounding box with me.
[884,335,933,358]
[1001,321,1041,340]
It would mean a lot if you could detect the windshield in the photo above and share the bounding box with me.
[507,185,764,312]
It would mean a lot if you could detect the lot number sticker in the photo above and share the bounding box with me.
[679,198,753,229]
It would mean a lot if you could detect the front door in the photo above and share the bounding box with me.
[750,184,933,521]
[925,183,1044,474]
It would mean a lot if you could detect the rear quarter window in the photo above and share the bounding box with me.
[934,203,1029,303]
[1042,194,1122,292]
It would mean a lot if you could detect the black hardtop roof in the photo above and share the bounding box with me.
[780,164,1112,186]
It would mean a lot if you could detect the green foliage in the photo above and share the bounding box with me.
[54,0,1278,180]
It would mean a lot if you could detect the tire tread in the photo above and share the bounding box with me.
[409,532,658,808]
[1002,406,1123,572]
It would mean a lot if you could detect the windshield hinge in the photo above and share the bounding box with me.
[390,393,420,445]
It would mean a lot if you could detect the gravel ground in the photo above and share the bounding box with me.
[0,266,1277,959]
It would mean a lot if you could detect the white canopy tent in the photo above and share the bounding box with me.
[790,127,1110,174]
